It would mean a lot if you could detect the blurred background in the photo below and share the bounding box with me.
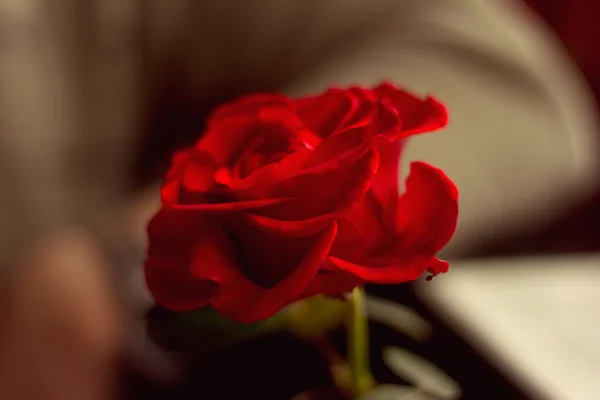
[1,0,600,399]
[479,0,600,256]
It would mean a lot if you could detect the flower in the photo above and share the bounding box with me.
[144,83,458,323]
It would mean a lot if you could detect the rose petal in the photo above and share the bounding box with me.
[207,220,338,323]
[249,196,314,222]
[275,148,379,216]
[200,109,307,168]
[161,149,193,205]
[329,191,386,261]
[145,258,219,310]
[258,108,322,150]
[427,256,449,278]
[171,198,291,212]
[302,259,365,298]
[196,117,262,165]
[227,145,312,197]
[294,89,355,137]
[165,149,192,181]
[399,96,447,137]
[375,83,448,138]
[216,213,332,289]
[327,162,458,283]
[162,150,219,206]
[393,162,458,256]
[343,87,378,129]
[367,101,402,138]
[161,180,182,206]
[328,254,431,284]
[180,152,217,190]
[302,127,368,169]
[366,136,409,230]
[246,212,334,237]
[144,209,221,310]
[225,114,320,190]
[221,111,320,196]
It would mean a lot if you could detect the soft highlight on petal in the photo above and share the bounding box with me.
[276,148,379,216]
[329,254,431,284]
[394,162,459,255]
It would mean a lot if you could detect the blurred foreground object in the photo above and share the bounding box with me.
[0,229,123,400]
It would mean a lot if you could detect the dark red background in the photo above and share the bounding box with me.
[524,0,600,102]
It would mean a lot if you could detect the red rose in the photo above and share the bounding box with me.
[145,83,458,323]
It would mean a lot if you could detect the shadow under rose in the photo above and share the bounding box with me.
[119,307,346,400]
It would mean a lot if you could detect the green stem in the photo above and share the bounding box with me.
[347,286,376,396]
